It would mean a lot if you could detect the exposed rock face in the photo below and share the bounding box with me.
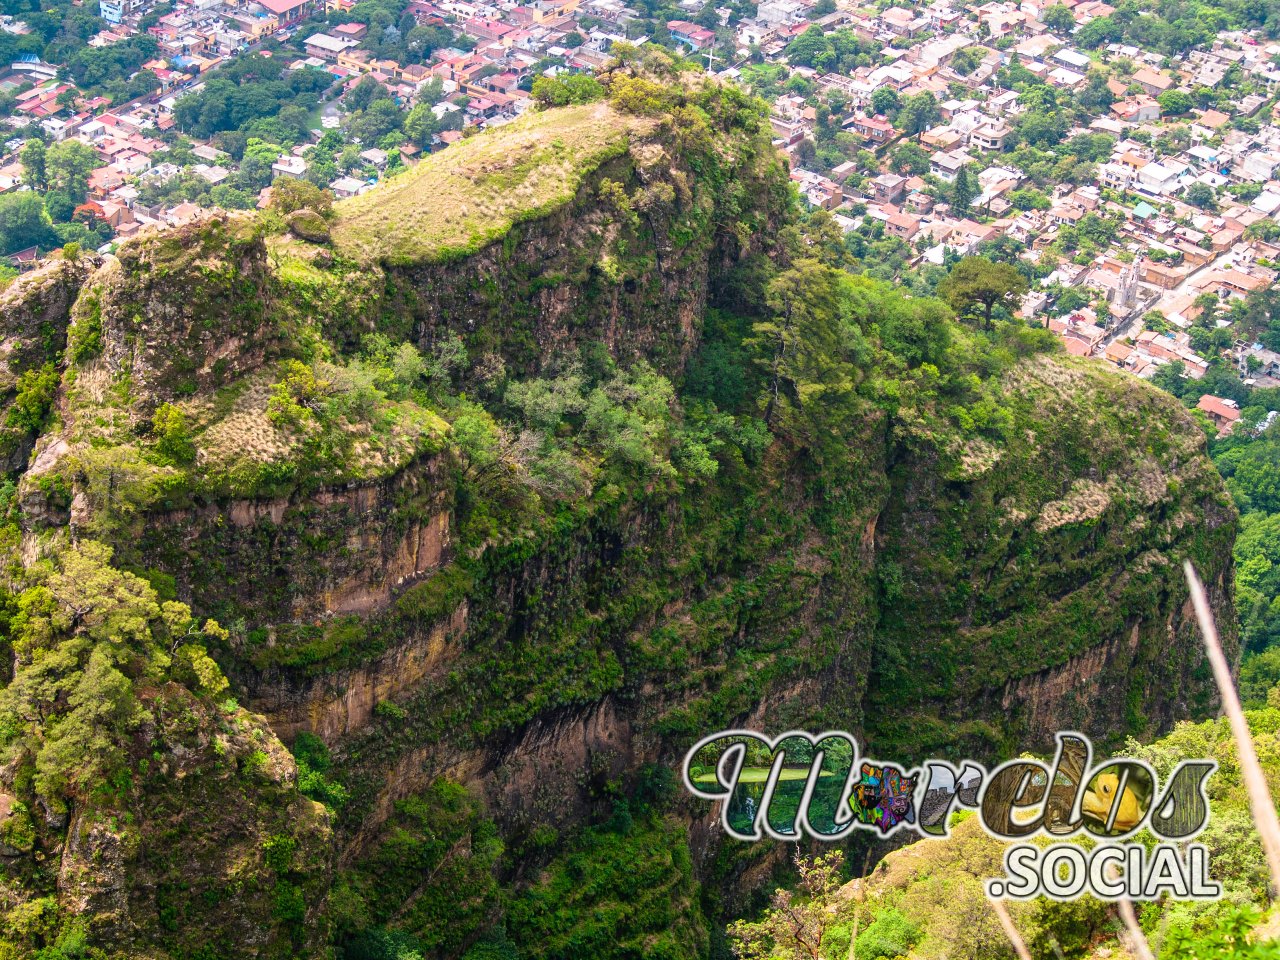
[0,255,96,390]
[217,348,1234,874]
[315,114,790,380]
[135,455,454,623]
[386,146,731,377]
[252,601,469,742]
[1000,622,1146,735]
[92,215,282,401]
[57,808,130,930]
[0,255,98,470]
[0,684,332,958]
[875,356,1235,753]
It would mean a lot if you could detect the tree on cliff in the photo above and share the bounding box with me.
[938,256,1029,329]
[727,850,846,959]
[749,259,870,451]
[0,540,231,803]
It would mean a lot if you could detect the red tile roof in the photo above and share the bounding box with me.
[1197,395,1241,422]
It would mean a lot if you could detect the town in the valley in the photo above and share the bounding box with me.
[5,0,1280,432]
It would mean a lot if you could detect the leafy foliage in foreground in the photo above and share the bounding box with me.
[0,539,230,805]
[725,708,1280,960]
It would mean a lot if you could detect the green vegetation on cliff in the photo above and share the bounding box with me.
[0,52,1240,960]
[725,707,1280,960]
[0,543,331,959]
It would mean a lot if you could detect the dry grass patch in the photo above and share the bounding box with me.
[190,375,300,472]
[331,102,656,265]
[182,367,448,489]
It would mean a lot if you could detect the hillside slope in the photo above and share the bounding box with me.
[0,64,1238,958]
[799,707,1280,960]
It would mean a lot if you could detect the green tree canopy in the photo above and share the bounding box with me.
[951,165,975,214]
[19,139,46,190]
[937,256,1029,328]
[1184,182,1217,211]
[0,192,57,256]
[1158,89,1193,116]
[45,140,98,204]
[1042,3,1076,32]
[899,92,940,139]
[890,142,930,175]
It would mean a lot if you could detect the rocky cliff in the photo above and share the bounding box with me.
[0,69,1237,959]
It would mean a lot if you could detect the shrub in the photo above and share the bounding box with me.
[262,834,296,873]
[855,908,921,960]
[269,178,333,216]
[5,364,59,433]
[292,732,348,808]
[531,74,604,109]
[68,295,103,364]
[151,402,196,465]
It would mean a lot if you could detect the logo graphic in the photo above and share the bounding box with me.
[682,729,1220,900]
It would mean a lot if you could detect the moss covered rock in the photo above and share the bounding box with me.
[287,209,330,244]
[91,214,284,401]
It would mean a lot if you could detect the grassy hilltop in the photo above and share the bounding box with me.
[331,102,656,265]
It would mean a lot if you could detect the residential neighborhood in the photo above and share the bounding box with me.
[4,0,1280,424]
